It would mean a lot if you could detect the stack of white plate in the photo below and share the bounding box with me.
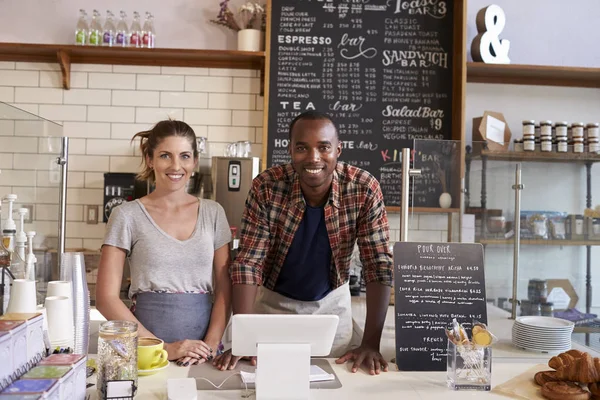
[512,316,574,353]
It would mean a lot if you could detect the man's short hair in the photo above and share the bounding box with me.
[288,110,339,140]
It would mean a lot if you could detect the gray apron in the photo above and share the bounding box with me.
[254,282,357,358]
[133,292,213,344]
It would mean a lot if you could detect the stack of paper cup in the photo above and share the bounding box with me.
[45,280,74,342]
[45,295,74,348]
[60,252,90,354]
[7,279,37,313]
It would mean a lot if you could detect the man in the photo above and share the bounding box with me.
[214,111,393,375]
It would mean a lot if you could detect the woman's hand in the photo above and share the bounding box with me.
[164,340,214,366]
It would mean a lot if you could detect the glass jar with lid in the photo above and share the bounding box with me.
[523,136,535,151]
[97,320,138,399]
[522,120,535,137]
[541,302,554,317]
[573,137,584,153]
[541,137,553,152]
[540,121,552,138]
[572,122,585,139]
[587,123,599,140]
[557,138,568,153]
[555,122,568,139]
[589,138,600,154]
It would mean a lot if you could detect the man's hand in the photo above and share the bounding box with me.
[335,345,389,375]
[164,340,213,365]
[212,349,257,371]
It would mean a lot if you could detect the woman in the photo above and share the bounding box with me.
[96,120,232,367]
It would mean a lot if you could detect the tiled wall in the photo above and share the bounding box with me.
[0,61,450,251]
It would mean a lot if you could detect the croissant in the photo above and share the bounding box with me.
[549,350,585,370]
[535,370,560,386]
[589,382,600,399]
[554,353,600,383]
[542,381,590,400]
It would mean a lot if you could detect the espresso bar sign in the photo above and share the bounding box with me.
[266,0,454,207]
[393,242,487,371]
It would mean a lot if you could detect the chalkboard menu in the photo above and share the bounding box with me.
[393,242,487,371]
[265,0,455,207]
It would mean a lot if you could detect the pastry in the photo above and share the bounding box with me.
[589,382,600,399]
[535,370,560,386]
[567,350,586,359]
[473,330,492,346]
[555,353,600,383]
[541,381,590,400]
[549,350,584,370]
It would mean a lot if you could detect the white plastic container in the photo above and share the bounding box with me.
[40,354,87,400]
[22,365,74,400]
[0,331,13,387]
[0,320,28,375]
[1,312,45,363]
[1,378,60,400]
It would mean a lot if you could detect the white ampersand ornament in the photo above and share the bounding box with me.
[471,4,511,64]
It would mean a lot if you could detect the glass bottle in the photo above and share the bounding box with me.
[88,10,103,46]
[97,320,138,399]
[115,11,129,47]
[102,10,116,47]
[74,9,89,46]
[129,12,142,48]
[0,242,9,269]
[142,12,156,49]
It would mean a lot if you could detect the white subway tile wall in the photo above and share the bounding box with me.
[0,64,449,250]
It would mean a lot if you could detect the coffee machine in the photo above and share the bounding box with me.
[102,173,147,222]
[211,157,261,239]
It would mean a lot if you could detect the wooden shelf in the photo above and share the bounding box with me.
[467,62,600,89]
[0,43,265,89]
[469,149,600,163]
[480,238,600,246]
[387,207,459,214]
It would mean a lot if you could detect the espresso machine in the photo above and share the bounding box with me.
[102,173,148,222]
[211,156,261,242]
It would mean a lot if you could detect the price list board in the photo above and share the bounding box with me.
[393,242,487,371]
[264,0,456,207]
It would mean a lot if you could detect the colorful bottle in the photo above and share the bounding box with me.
[129,11,142,48]
[102,10,116,46]
[115,11,129,47]
[88,10,102,46]
[142,12,156,48]
[74,9,89,45]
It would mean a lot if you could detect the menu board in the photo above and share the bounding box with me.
[393,242,487,371]
[265,0,454,207]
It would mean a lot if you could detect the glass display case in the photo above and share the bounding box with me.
[0,101,64,301]
[409,138,600,351]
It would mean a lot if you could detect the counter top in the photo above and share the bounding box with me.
[86,297,597,399]
[87,359,544,400]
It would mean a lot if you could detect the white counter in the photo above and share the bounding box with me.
[85,298,597,399]
[86,359,541,400]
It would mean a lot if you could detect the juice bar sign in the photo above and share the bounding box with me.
[265,0,455,207]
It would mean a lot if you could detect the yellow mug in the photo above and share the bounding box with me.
[138,337,168,370]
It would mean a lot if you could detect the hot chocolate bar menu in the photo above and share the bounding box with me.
[393,242,487,371]
[266,0,454,207]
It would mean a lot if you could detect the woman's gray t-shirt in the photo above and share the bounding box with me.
[103,199,232,299]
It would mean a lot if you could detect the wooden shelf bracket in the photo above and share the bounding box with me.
[259,57,265,97]
[56,49,71,90]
